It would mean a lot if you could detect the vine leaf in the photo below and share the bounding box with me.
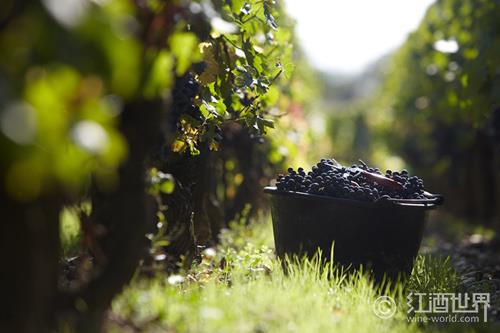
[235,70,254,88]
[143,51,174,98]
[171,140,186,152]
[199,42,219,85]
[240,2,251,16]
[264,3,278,30]
[187,140,200,155]
[282,62,295,79]
[260,117,275,129]
[200,101,216,118]
[170,32,201,75]
[242,38,255,68]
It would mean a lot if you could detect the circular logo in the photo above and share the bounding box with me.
[373,295,397,319]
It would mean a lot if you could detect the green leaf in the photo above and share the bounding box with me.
[199,42,219,85]
[263,3,278,31]
[199,103,211,119]
[170,32,201,75]
[155,240,169,247]
[283,62,295,79]
[172,140,186,152]
[143,50,174,98]
[188,140,200,155]
[460,74,468,88]
[159,178,175,194]
[213,98,227,116]
[235,71,254,88]
[264,86,279,105]
[242,38,255,67]
[149,170,175,194]
[253,53,264,73]
[201,100,217,118]
[230,0,245,13]
[262,118,274,128]
[240,2,251,16]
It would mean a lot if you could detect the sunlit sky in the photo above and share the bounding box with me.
[285,0,436,74]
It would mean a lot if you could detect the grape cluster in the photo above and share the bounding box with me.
[170,72,224,144]
[275,159,426,202]
[171,72,202,129]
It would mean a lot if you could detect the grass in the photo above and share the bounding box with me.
[104,217,497,333]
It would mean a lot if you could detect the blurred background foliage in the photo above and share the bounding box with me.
[324,0,500,225]
[0,0,320,203]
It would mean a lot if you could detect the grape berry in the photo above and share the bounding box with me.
[275,159,425,202]
[171,72,203,129]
